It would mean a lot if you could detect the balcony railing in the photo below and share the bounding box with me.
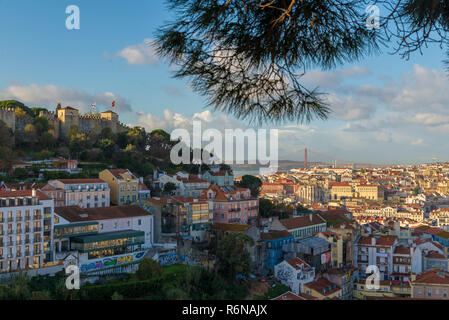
[34,227,43,232]
[33,215,42,220]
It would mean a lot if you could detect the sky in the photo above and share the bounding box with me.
[0,0,448,165]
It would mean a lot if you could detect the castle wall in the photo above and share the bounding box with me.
[0,108,16,131]
[0,107,128,139]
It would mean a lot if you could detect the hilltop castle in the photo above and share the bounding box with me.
[0,106,128,138]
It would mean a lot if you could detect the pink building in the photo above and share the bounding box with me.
[44,179,110,208]
[200,185,258,225]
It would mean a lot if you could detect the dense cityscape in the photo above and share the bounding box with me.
[2,0,449,312]
[0,102,448,300]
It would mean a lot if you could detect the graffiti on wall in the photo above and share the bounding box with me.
[158,251,177,266]
[80,251,147,273]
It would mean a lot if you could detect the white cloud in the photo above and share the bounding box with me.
[116,38,158,65]
[0,84,132,113]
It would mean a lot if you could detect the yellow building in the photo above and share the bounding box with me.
[330,182,353,201]
[354,185,384,201]
[99,169,139,205]
[303,277,342,300]
[353,280,411,300]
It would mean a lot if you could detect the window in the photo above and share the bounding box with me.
[138,220,142,226]
[127,221,130,227]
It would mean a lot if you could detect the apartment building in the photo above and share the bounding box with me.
[201,185,258,225]
[391,245,422,282]
[144,196,213,243]
[411,269,449,299]
[260,230,295,271]
[45,179,110,208]
[100,169,139,205]
[0,190,54,273]
[354,235,398,280]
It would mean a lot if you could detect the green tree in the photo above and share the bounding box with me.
[155,0,449,123]
[32,117,50,135]
[237,175,262,197]
[215,232,254,280]
[163,182,177,195]
[13,167,28,180]
[134,259,164,281]
[259,198,274,218]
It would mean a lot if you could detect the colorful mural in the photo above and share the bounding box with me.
[80,251,147,273]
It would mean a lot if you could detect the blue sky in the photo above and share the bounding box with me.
[1,0,448,165]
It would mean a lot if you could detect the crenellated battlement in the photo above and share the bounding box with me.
[0,105,129,137]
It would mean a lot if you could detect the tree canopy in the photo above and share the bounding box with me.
[155,0,449,124]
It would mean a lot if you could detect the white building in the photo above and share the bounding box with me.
[46,179,110,208]
[274,257,315,295]
[0,189,55,272]
[354,235,398,280]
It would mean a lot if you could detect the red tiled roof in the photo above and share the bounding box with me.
[285,257,310,270]
[425,251,445,259]
[272,291,318,301]
[304,278,341,296]
[280,215,326,230]
[394,245,411,255]
[260,230,292,240]
[54,205,151,222]
[358,236,397,247]
[138,182,149,191]
[0,190,51,201]
[211,223,250,232]
[56,179,106,184]
[414,269,449,285]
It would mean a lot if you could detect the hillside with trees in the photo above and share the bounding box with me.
[0,100,204,180]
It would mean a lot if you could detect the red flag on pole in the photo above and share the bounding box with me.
[112,101,115,108]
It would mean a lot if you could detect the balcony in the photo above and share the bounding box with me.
[25,216,31,221]
[7,230,13,235]
[33,215,42,220]
[15,217,23,222]
[34,227,43,232]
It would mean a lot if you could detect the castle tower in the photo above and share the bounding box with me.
[101,110,118,132]
[57,106,80,136]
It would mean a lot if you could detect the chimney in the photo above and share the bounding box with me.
[32,189,36,197]
[309,214,313,222]
[371,237,376,246]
